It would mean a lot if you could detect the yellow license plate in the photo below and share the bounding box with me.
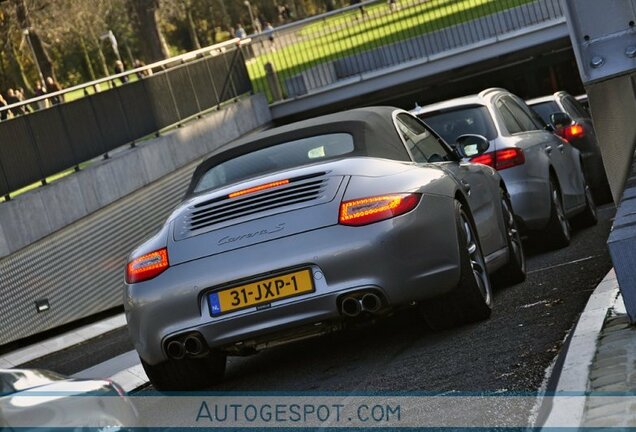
[208,269,314,316]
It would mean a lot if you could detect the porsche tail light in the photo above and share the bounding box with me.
[339,194,421,226]
[559,123,585,141]
[470,148,525,171]
[126,248,169,283]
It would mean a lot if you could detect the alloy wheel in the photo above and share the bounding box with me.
[461,213,492,306]
[552,186,570,241]
[502,198,525,272]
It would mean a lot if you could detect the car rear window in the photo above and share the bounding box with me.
[194,133,355,193]
[417,106,497,144]
[530,101,561,124]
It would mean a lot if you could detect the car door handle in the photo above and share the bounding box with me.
[557,143,565,152]
[545,145,553,154]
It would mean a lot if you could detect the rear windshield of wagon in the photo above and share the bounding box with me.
[193,133,355,193]
[417,105,497,145]
[529,101,561,124]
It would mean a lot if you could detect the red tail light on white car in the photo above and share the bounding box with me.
[470,148,525,171]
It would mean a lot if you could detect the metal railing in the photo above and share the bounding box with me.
[244,0,564,100]
[0,39,252,200]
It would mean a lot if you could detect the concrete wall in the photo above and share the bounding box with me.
[0,94,271,259]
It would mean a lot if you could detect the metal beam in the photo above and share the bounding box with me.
[563,0,636,201]
[563,0,636,323]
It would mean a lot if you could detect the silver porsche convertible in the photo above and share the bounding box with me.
[124,107,526,390]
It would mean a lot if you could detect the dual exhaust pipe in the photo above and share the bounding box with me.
[166,334,206,360]
[341,293,382,317]
[166,294,383,358]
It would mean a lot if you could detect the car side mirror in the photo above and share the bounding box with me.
[550,112,572,130]
[455,134,489,158]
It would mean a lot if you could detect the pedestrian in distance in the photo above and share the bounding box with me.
[34,80,46,97]
[5,89,26,116]
[45,77,63,105]
[277,4,285,23]
[282,4,292,20]
[114,60,129,85]
[34,80,49,111]
[16,87,33,113]
[277,4,292,22]
[133,59,152,79]
[235,24,247,39]
[258,14,268,28]
[264,22,275,47]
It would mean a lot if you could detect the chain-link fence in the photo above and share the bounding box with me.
[245,0,564,100]
[0,42,252,199]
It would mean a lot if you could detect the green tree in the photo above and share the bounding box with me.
[129,0,169,61]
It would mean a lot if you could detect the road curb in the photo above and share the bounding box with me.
[540,268,620,428]
[0,313,126,369]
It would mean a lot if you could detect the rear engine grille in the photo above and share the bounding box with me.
[186,174,328,233]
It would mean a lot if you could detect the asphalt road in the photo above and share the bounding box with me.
[25,204,615,398]
[204,206,615,393]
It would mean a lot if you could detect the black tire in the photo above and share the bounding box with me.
[573,183,598,229]
[544,177,571,250]
[141,352,226,391]
[492,190,526,287]
[421,200,493,330]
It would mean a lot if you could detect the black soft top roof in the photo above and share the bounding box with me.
[186,106,410,195]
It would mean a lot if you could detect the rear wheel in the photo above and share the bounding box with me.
[573,183,598,228]
[544,177,571,250]
[421,200,492,330]
[493,190,526,287]
[141,351,226,391]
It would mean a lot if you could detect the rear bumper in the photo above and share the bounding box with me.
[124,193,461,365]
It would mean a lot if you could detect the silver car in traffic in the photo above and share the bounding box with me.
[527,91,612,203]
[124,107,526,390]
[412,88,597,249]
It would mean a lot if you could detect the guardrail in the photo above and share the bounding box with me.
[244,0,564,100]
[0,39,252,200]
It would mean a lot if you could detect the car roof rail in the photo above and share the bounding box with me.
[479,87,509,97]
